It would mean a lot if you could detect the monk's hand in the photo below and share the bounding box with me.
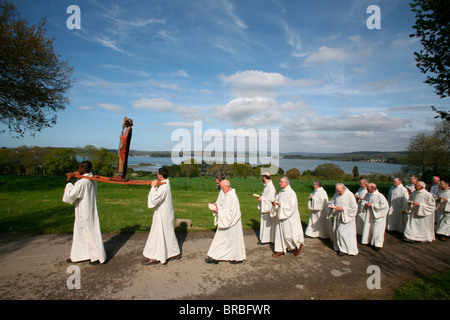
[66,172,76,181]
[365,202,372,207]
[151,180,159,188]
[336,206,344,211]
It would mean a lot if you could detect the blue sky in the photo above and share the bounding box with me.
[1,0,446,153]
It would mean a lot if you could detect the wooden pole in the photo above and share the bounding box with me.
[66,172,166,186]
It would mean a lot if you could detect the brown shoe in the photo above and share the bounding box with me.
[294,243,303,256]
[272,252,285,258]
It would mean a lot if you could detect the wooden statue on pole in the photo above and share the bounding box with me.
[66,116,165,186]
[113,116,133,180]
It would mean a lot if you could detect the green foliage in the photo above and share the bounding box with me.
[312,163,346,180]
[402,120,450,180]
[90,147,115,176]
[286,168,300,179]
[0,1,73,137]
[44,148,78,176]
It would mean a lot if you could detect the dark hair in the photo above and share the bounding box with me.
[313,180,322,187]
[158,167,169,179]
[215,174,225,181]
[80,161,92,172]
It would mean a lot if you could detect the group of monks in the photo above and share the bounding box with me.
[63,163,450,265]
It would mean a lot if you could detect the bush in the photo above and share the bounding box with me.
[312,163,345,180]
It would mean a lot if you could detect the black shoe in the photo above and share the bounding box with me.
[89,260,100,265]
[230,260,243,265]
[205,257,219,264]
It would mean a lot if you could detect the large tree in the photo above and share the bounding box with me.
[0,1,73,137]
[402,120,449,180]
[409,0,450,121]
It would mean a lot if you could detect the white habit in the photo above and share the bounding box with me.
[386,184,410,233]
[258,180,277,243]
[305,187,332,239]
[360,190,389,248]
[63,173,106,263]
[355,187,368,235]
[207,188,246,261]
[404,189,436,242]
[329,188,359,255]
[273,185,304,253]
[435,189,450,237]
[143,179,180,264]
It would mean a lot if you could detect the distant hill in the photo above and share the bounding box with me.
[282,151,408,164]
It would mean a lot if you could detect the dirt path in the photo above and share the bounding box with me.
[0,230,449,301]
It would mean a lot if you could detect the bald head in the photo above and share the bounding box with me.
[219,179,231,193]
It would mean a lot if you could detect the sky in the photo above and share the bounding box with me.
[1,0,447,154]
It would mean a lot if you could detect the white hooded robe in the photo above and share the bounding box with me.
[63,173,106,263]
[143,179,180,264]
[329,188,359,255]
[435,189,450,237]
[386,184,410,233]
[305,187,332,239]
[404,189,436,242]
[355,187,368,235]
[257,180,277,243]
[273,185,304,253]
[207,188,246,261]
[360,190,389,248]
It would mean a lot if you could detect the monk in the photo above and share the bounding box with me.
[206,179,246,264]
[328,183,359,256]
[142,167,181,265]
[63,161,106,265]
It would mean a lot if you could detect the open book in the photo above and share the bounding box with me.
[208,203,217,211]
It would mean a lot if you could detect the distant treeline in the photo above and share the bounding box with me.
[283,151,408,164]
[0,146,408,182]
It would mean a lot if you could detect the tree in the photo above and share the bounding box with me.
[90,148,115,176]
[313,163,346,180]
[0,1,73,137]
[352,165,360,179]
[409,0,450,120]
[45,148,78,176]
[402,120,450,180]
[286,168,300,180]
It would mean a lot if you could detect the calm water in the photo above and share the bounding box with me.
[128,156,402,175]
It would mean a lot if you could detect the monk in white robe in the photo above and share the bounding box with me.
[256,172,277,244]
[142,168,181,265]
[328,183,359,256]
[404,181,436,243]
[435,180,450,241]
[63,161,106,265]
[206,180,246,264]
[272,177,304,257]
[305,180,332,239]
[386,178,410,233]
[355,179,369,235]
[360,183,389,250]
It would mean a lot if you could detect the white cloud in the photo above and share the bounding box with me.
[161,122,195,128]
[213,97,282,127]
[97,103,124,111]
[304,46,353,64]
[133,98,174,111]
[77,106,93,110]
[219,70,320,97]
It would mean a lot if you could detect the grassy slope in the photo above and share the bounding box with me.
[0,175,390,234]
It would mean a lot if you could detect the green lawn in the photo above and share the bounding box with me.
[0,175,385,234]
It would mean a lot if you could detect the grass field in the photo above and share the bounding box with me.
[0,175,392,234]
